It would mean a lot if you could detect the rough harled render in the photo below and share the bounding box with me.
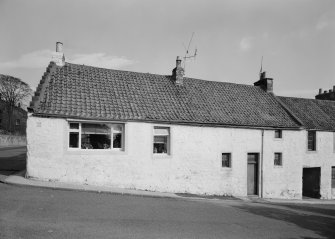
[278,96,335,199]
[26,43,335,199]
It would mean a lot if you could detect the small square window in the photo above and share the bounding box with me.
[307,131,316,151]
[222,153,231,168]
[274,130,282,138]
[153,127,170,154]
[274,153,282,166]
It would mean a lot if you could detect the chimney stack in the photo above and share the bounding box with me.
[315,85,335,101]
[254,71,273,93]
[52,42,65,66]
[172,56,184,85]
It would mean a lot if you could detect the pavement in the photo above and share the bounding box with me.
[1,145,335,204]
[0,170,334,204]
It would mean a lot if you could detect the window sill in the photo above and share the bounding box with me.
[153,153,171,159]
[66,148,126,155]
[306,150,317,154]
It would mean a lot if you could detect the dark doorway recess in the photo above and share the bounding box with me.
[247,153,259,195]
[302,167,321,198]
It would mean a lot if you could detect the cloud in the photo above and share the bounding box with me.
[239,37,254,51]
[0,50,135,69]
[0,50,53,69]
[316,20,329,30]
[69,53,134,69]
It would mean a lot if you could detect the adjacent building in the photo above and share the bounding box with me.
[27,43,335,199]
[0,99,27,135]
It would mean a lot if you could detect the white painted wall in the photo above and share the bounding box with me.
[302,131,335,199]
[27,115,304,199]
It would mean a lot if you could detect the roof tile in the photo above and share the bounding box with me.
[31,62,301,128]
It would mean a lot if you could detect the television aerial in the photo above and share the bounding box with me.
[182,32,197,72]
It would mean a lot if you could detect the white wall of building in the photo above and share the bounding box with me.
[27,115,305,199]
[303,131,335,199]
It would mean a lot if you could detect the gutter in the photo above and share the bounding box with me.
[29,113,302,131]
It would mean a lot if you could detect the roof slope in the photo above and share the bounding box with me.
[30,62,301,129]
[278,96,335,131]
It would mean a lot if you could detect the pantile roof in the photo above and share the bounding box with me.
[278,96,335,131]
[30,62,302,129]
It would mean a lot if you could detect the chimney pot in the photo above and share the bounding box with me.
[176,56,182,67]
[330,89,332,93]
[324,90,327,93]
[319,88,322,94]
[56,42,63,53]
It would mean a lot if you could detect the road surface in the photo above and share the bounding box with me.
[0,183,334,239]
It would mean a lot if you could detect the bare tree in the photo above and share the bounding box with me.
[0,74,32,132]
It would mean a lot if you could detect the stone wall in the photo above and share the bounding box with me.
[27,115,304,199]
[0,134,26,146]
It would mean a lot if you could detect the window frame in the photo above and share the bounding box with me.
[274,152,283,167]
[68,121,124,151]
[221,153,232,168]
[307,130,317,151]
[153,126,170,155]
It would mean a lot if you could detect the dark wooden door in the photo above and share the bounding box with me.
[247,153,259,195]
[302,167,321,198]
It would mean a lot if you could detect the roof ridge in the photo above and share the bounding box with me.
[64,62,259,88]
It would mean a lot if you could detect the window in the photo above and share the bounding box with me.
[15,119,20,126]
[274,153,282,166]
[307,131,316,151]
[153,127,170,154]
[68,122,124,150]
[274,129,282,138]
[332,167,335,188]
[222,153,231,168]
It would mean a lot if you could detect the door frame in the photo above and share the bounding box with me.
[302,167,321,198]
[247,153,260,196]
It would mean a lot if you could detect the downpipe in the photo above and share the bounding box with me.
[260,129,264,198]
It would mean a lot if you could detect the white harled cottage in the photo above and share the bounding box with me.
[27,43,335,199]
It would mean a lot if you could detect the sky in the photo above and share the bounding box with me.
[0,0,334,99]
